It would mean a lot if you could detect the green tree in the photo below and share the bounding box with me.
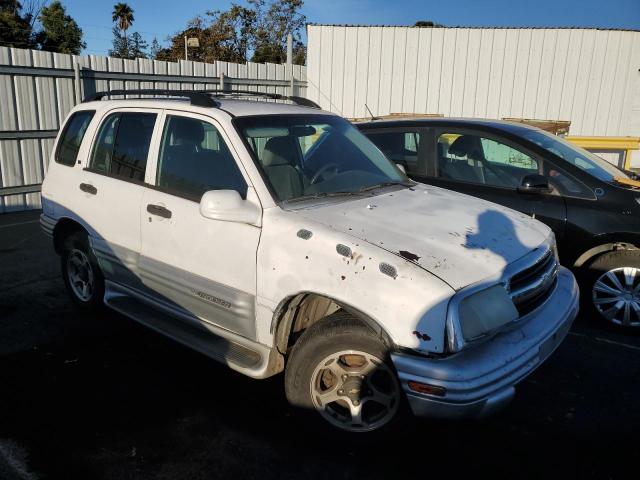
[157,7,256,64]
[128,31,147,58]
[157,1,306,65]
[251,0,306,65]
[112,2,134,54]
[414,20,443,27]
[150,37,161,59]
[108,25,127,57]
[0,0,36,49]
[36,1,85,54]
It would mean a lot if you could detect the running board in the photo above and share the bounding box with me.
[104,282,283,378]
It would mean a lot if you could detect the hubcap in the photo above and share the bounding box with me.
[592,267,640,327]
[309,350,400,432]
[67,249,95,302]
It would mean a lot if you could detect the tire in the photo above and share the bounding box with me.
[582,249,640,328]
[284,310,405,433]
[61,230,105,311]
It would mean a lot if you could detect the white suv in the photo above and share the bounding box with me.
[40,90,579,432]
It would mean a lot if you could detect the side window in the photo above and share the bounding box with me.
[89,112,157,182]
[365,130,422,174]
[156,115,247,201]
[55,110,95,166]
[544,163,594,199]
[436,133,538,188]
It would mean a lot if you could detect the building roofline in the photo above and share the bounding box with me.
[306,23,640,33]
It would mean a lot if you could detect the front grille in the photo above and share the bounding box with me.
[509,248,558,316]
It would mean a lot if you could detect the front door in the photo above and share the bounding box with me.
[424,129,568,240]
[139,111,261,340]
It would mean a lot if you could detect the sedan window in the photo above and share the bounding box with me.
[365,130,422,174]
[437,133,538,188]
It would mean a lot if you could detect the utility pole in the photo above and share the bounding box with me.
[286,33,293,65]
[286,34,294,96]
[184,35,188,61]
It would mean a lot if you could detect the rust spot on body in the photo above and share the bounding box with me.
[399,250,421,262]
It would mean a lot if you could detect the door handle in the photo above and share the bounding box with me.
[79,183,97,195]
[147,204,172,219]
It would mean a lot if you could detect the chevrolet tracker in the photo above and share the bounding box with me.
[40,90,579,432]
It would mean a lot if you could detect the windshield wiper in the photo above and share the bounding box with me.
[284,191,360,203]
[357,181,413,193]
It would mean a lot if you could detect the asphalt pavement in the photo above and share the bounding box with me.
[0,210,639,479]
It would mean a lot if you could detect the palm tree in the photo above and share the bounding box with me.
[112,3,134,52]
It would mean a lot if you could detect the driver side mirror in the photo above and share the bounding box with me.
[199,189,261,225]
[517,174,551,195]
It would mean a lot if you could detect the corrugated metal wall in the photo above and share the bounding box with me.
[307,25,640,141]
[0,47,307,213]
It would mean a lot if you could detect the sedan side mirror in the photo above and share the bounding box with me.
[200,189,261,225]
[517,174,552,194]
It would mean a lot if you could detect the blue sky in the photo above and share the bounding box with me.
[60,0,640,56]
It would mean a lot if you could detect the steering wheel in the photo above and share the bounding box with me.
[310,163,340,185]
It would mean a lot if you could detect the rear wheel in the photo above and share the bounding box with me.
[584,249,640,328]
[284,311,404,433]
[61,231,105,310]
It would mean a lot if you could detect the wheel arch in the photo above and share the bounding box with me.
[573,234,640,269]
[271,292,395,355]
[52,217,89,254]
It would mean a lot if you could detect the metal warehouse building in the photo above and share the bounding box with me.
[306,25,640,166]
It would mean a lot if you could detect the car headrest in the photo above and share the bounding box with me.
[171,116,205,145]
[262,136,298,167]
[448,135,476,157]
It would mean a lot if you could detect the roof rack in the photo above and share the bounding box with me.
[205,90,321,109]
[84,89,219,107]
[83,89,321,109]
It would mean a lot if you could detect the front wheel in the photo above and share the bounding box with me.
[284,311,404,433]
[584,249,640,328]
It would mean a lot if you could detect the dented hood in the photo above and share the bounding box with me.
[296,183,551,290]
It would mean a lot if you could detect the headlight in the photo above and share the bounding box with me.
[459,285,519,341]
[447,284,519,352]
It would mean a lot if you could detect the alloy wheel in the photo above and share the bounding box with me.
[309,350,400,432]
[592,267,640,327]
[67,249,95,302]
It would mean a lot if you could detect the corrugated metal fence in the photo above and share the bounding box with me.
[307,25,640,139]
[0,46,307,213]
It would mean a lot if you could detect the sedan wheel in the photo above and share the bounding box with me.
[592,267,640,327]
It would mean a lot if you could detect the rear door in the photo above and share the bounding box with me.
[139,111,261,340]
[363,127,430,176]
[78,108,160,289]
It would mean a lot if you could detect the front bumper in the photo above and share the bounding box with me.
[40,213,56,239]
[392,266,579,419]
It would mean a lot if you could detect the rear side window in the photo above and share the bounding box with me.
[365,130,423,174]
[89,112,157,182]
[55,110,95,166]
[156,115,247,201]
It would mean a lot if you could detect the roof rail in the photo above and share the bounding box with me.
[83,89,219,107]
[204,90,321,109]
[83,88,321,109]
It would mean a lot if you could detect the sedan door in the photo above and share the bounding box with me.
[139,111,261,341]
[421,128,568,240]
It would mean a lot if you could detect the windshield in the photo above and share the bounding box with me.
[516,128,629,182]
[235,114,409,202]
